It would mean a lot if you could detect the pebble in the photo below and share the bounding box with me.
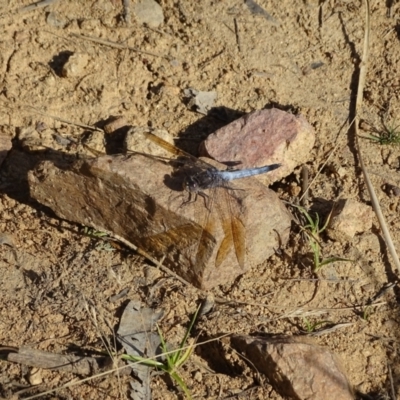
[327,198,373,241]
[46,12,68,28]
[61,53,89,78]
[183,88,217,115]
[134,0,164,28]
[104,116,127,134]
[27,367,43,385]
[193,371,203,382]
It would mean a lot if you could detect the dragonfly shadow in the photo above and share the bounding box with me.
[173,107,246,154]
[162,164,204,193]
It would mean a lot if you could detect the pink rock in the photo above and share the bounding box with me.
[199,108,315,185]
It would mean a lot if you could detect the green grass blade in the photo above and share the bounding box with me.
[173,305,201,365]
[170,371,192,400]
[121,354,164,368]
[315,257,352,271]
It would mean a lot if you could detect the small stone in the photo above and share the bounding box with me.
[46,11,68,28]
[288,182,301,197]
[245,0,280,26]
[327,199,373,241]
[61,53,89,78]
[383,183,400,197]
[393,186,400,196]
[27,367,42,385]
[198,293,215,318]
[134,0,164,28]
[336,167,347,178]
[193,370,202,382]
[43,73,56,87]
[183,88,217,115]
[82,131,106,155]
[103,116,127,134]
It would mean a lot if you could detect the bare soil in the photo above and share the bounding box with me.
[0,0,399,399]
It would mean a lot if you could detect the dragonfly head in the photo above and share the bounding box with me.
[183,175,199,193]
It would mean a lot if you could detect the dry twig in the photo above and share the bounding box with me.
[70,33,172,60]
[18,0,61,14]
[123,0,131,25]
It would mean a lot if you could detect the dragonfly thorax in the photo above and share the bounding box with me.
[183,175,200,193]
[183,169,224,193]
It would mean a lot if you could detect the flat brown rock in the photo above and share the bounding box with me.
[231,335,354,400]
[200,108,316,185]
[327,198,374,242]
[28,154,291,289]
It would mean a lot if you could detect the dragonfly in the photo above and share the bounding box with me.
[139,130,280,271]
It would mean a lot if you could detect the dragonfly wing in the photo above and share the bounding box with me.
[215,216,245,268]
[189,187,221,270]
[143,131,214,170]
[229,213,246,268]
[226,187,246,268]
[215,218,232,268]
[214,188,246,269]
[195,214,217,269]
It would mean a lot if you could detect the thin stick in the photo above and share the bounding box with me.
[25,106,103,132]
[300,165,309,205]
[354,0,400,272]
[387,361,396,400]
[277,301,386,318]
[234,18,241,52]
[18,0,61,13]
[123,0,131,25]
[70,33,171,61]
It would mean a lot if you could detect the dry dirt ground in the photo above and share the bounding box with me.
[0,0,399,399]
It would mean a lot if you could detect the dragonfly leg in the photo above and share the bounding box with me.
[198,191,211,212]
[179,191,211,211]
[179,192,195,208]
